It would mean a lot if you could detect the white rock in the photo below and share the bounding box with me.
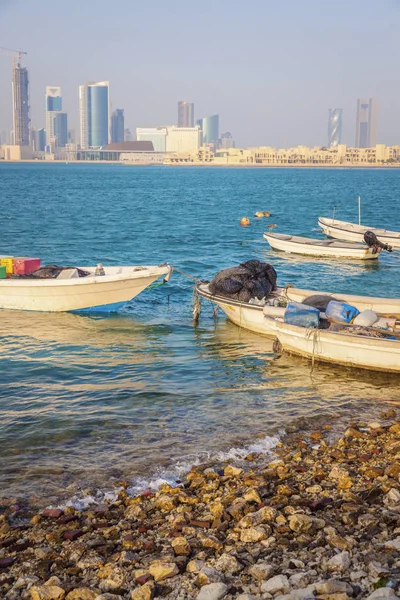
[288,585,316,600]
[365,588,398,600]
[326,551,351,572]
[289,573,310,588]
[261,574,291,594]
[197,582,228,600]
[236,596,257,600]
[350,570,367,581]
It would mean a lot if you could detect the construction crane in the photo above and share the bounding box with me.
[0,46,27,66]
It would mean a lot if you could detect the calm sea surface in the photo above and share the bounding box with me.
[1,163,400,508]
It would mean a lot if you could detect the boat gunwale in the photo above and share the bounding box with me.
[263,232,380,254]
[0,266,169,288]
[318,216,400,241]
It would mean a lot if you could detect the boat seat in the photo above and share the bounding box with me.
[57,268,79,279]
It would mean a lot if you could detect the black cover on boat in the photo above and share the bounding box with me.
[10,265,92,279]
[209,260,277,302]
[303,294,338,312]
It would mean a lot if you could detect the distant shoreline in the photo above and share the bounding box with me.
[1,160,400,169]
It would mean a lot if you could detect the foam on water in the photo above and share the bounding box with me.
[61,433,281,510]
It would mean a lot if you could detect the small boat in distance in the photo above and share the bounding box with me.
[0,264,172,313]
[318,216,400,249]
[264,315,400,373]
[264,232,382,260]
[196,282,400,336]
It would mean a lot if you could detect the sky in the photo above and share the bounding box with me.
[0,0,400,148]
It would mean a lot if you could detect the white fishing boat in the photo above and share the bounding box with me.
[196,283,400,336]
[0,265,172,312]
[264,232,381,260]
[263,316,400,373]
[318,217,400,249]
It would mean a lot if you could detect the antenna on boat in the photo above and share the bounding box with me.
[358,196,361,225]
[332,205,337,223]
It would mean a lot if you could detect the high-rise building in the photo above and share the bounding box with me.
[12,61,30,146]
[136,127,167,152]
[197,115,219,145]
[53,112,68,147]
[79,81,110,149]
[111,109,125,143]
[220,132,235,149]
[45,86,62,146]
[124,128,133,142]
[328,109,343,147]
[30,128,46,152]
[178,101,194,128]
[355,98,378,148]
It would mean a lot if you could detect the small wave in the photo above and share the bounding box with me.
[60,432,280,510]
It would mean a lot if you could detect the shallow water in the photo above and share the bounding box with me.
[0,164,400,507]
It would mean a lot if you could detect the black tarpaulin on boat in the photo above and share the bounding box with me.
[209,259,277,302]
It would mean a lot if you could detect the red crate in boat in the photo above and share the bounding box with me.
[12,257,41,275]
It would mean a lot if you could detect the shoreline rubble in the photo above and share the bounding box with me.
[1,411,400,600]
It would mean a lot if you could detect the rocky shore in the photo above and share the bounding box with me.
[2,411,400,600]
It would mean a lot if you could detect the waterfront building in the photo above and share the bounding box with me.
[68,129,76,144]
[220,132,235,149]
[328,109,342,147]
[178,101,194,127]
[196,115,219,145]
[30,128,46,152]
[12,61,30,146]
[79,81,110,149]
[111,109,125,143]
[136,127,167,152]
[45,86,62,147]
[124,128,133,142]
[165,126,202,153]
[53,112,68,147]
[355,98,378,148]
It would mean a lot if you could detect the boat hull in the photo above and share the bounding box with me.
[0,266,170,312]
[264,317,400,373]
[264,232,380,259]
[196,283,400,336]
[318,217,400,249]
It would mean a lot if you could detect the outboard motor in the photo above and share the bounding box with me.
[364,230,393,253]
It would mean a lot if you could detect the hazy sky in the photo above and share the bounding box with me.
[0,0,399,148]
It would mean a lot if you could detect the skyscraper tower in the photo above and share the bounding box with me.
[355,98,378,148]
[111,109,125,143]
[12,60,30,146]
[178,101,194,127]
[197,115,219,145]
[79,81,110,149]
[45,86,68,148]
[328,109,343,147]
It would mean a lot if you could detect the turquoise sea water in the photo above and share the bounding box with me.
[1,163,400,508]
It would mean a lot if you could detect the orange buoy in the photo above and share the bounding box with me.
[240,217,251,226]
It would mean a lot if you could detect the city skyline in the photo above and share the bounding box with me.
[1,0,400,148]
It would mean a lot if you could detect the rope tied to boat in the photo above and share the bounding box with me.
[172,267,204,324]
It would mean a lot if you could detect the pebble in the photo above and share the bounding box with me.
[197,582,228,600]
[261,574,291,594]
